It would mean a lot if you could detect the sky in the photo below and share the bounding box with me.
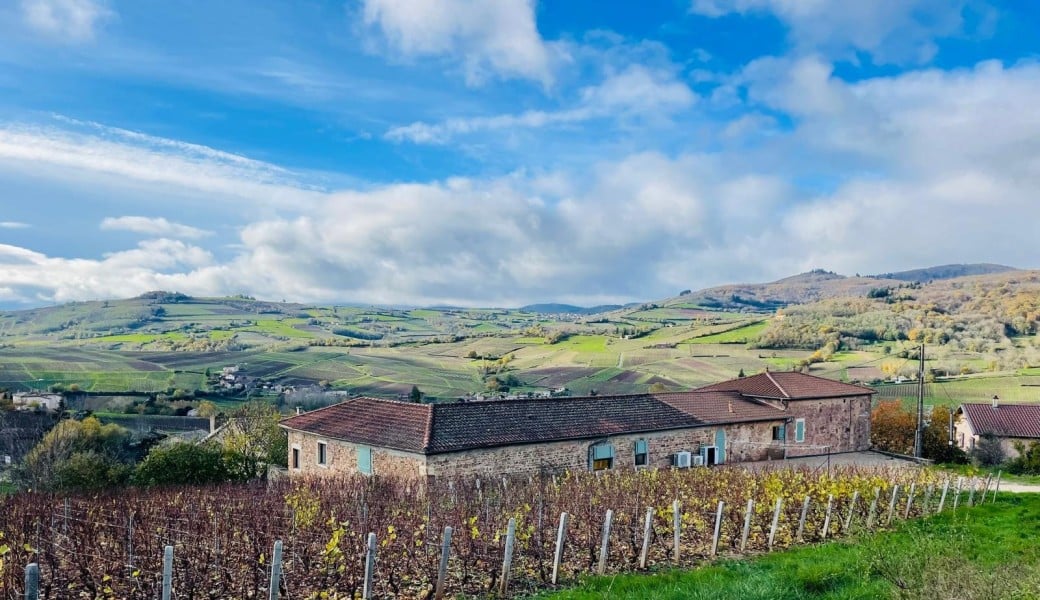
[1,0,1039,308]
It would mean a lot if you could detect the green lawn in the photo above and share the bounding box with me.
[245,319,318,339]
[931,464,1040,487]
[537,494,1040,600]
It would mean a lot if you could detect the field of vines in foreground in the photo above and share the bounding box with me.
[0,466,947,599]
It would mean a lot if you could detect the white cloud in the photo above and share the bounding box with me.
[0,222,30,229]
[100,216,212,240]
[4,52,1040,309]
[360,0,556,85]
[691,0,973,64]
[386,65,696,144]
[20,0,113,42]
[0,118,320,208]
[0,239,221,304]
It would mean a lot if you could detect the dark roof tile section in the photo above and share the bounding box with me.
[280,398,432,453]
[281,391,786,454]
[697,371,874,399]
[962,402,1040,439]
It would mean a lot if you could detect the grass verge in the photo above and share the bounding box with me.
[534,494,1040,600]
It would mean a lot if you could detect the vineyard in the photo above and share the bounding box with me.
[0,466,984,599]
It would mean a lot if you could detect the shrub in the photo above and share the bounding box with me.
[1007,441,1040,475]
[133,442,232,486]
[971,434,1005,467]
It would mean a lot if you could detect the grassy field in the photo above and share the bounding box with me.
[538,494,1040,600]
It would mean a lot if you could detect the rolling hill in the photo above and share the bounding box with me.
[1,264,1037,400]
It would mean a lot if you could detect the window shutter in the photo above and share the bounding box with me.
[778,424,786,440]
[634,439,648,455]
[592,443,614,460]
[357,446,372,475]
[795,420,805,442]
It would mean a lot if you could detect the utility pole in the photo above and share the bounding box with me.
[914,343,925,458]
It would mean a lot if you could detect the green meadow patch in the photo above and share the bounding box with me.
[537,494,1040,600]
[685,321,767,345]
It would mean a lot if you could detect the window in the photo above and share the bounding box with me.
[634,439,648,466]
[291,446,300,469]
[317,441,328,466]
[794,419,806,443]
[357,446,373,475]
[590,443,614,471]
[772,424,786,441]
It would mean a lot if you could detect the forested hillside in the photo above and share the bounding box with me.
[755,270,1040,374]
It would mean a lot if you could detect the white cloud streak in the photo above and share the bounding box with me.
[100,216,212,240]
[386,65,697,144]
[691,0,974,64]
[0,222,30,229]
[20,0,113,42]
[0,118,321,209]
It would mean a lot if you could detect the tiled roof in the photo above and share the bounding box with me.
[655,391,784,424]
[280,398,432,453]
[280,391,785,454]
[696,371,874,399]
[961,402,1040,439]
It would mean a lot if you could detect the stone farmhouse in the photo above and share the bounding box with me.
[279,372,874,478]
[955,400,1040,459]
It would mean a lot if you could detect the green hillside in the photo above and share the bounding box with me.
[1,267,1038,404]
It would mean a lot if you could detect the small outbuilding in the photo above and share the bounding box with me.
[955,400,1040,459]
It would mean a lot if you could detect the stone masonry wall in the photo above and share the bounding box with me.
[782,395,872,457]
[286,430,427,478]
[425,421,786,478]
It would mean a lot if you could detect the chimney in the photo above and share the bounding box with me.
[209,415,216,434]
[728,399,734,414]
[296,406,303,415]
[992,395,999,409]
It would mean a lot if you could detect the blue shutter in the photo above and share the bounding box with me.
[779,424,786,440]
[634,439,648,455]
[795,419,805,443]
[592,443,615,460]
[715,429,726,464]
[357,446,372,475]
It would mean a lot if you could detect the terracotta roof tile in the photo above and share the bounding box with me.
[280,391,786,454]
[280,398,432,453]
[697,371,874,399]
[961,402,1040,439]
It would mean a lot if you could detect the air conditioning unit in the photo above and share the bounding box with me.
[691,454,704,467]
[674,451,692,468]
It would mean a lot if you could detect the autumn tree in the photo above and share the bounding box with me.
[870,400,915,455]
[219,402,287,480]
[16,417,135,491]
[922,405,967,463]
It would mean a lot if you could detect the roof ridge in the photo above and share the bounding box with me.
[423,403,435,452]
[280,395,359,423]
[763,370,790,398]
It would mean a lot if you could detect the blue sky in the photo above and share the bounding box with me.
[1,0,1039,307]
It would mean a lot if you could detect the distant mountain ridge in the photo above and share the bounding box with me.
[872,263,1016,283]
[518,303,624,315]
[665,264,1024,311]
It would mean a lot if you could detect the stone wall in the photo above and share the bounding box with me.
[283,393,873,479]
[286,430,427,478]
[783,395,872,457]
[425,421,786,477]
